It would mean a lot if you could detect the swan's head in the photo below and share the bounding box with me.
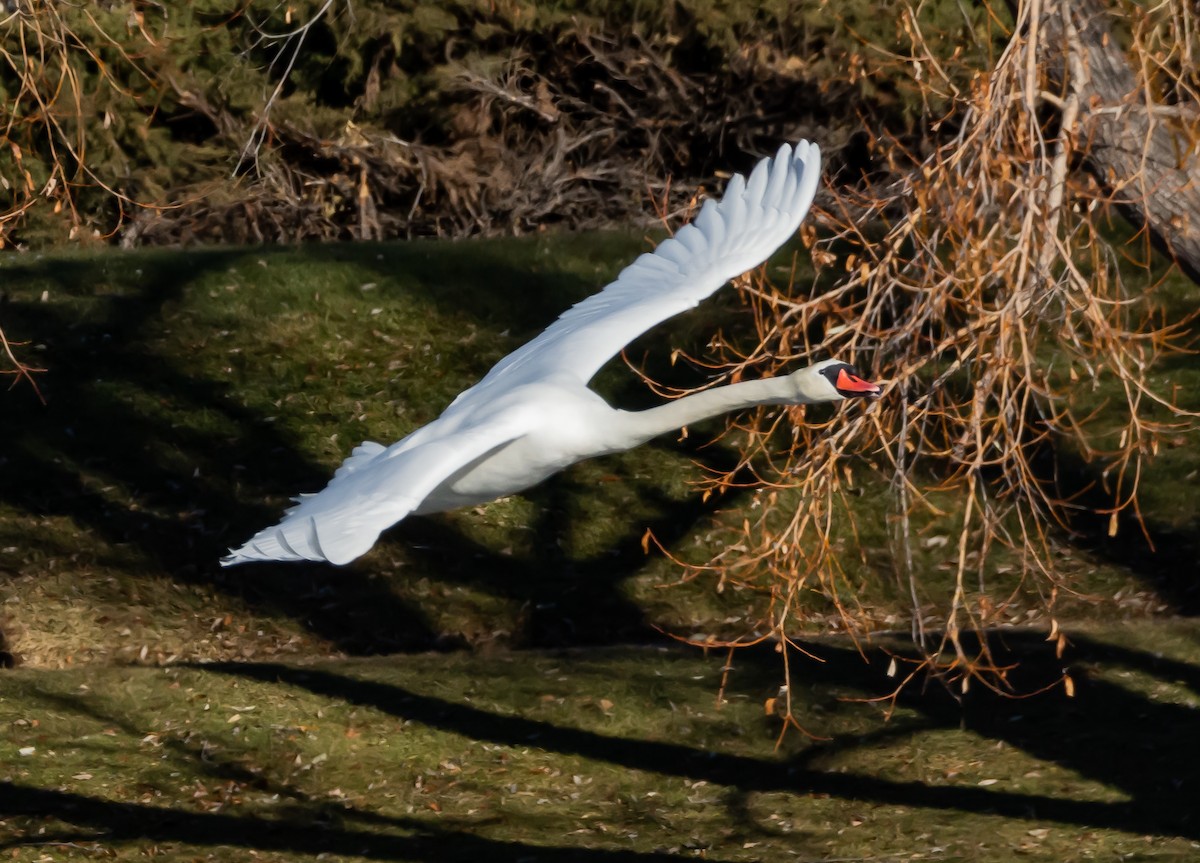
[800,359,882,402]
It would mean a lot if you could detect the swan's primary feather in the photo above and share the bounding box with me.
[456,141,821,399]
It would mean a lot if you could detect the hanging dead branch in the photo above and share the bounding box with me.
[0,0,163,391]
[655,0,1199,706]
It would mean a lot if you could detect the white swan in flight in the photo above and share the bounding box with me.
[222,140,880,567]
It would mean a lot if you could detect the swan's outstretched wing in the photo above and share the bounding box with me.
[464,140,820,397]
[220,413,531,567]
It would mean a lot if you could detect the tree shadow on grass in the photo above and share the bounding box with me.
[1050,323,1200,617]
[232,634,1199,840]
[1,630,1195,859]
[789,628,1200,832]
[0,249,440,652]
[1075,511,1200,617]
[382,435,746,647]
[0,781,722,862]
[194,631,1198,841]
[0,240,754,654]
[1031,358,1200,619]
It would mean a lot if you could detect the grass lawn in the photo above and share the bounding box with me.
[1,622,1198,861]
[1,233,1198,859]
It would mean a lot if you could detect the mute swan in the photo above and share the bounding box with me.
[222,140,880,567]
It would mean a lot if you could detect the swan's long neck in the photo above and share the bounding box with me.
[609,366,835,450]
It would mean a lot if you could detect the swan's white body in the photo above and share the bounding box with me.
[223,140,879,567]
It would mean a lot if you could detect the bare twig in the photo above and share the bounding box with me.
[649,0,1199,710]
[0,322,44,403]
[234,0,338,177]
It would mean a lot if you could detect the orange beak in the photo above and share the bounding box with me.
[836,368,882,398]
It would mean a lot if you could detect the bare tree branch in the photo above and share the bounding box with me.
[1043,0,1200,282]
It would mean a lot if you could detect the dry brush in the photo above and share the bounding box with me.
[649,0,1200,722]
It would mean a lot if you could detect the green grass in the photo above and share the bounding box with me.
[2,232,1198,666]
[0,233,803,665]
[0,621,1197,861]
[2,233,1200,860]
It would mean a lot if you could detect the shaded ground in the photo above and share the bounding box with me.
[1,237,1199,860]
[1,237,1189,668]
[1,235,733,663]
[1,622,1197,861]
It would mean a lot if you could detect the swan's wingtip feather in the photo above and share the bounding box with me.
[308,516,328,562]
[795,139,820,175]
[724,171,746,200]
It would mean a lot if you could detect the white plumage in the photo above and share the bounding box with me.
[222,140,880,567]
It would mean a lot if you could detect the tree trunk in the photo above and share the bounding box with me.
[1042,0,1200,283]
